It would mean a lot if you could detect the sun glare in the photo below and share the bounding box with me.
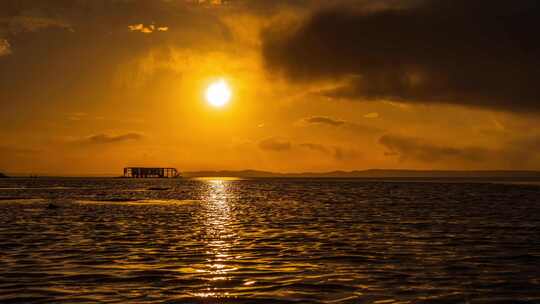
[206,80,231,107]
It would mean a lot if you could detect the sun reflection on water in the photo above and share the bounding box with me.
[195,178,239,296]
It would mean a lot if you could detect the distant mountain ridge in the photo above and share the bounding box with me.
[3,170,540,179]
[183,169,540,178]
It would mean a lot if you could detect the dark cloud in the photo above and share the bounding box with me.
[78,133,144,145]
[301,115,383,134]
[380,134,488,163]
[258,138,358,160]
[303,116,345,126]
[300,142,359,161]
[299,142,330,153]
[333,147,358,161]
[225,0,412,15]
[379,133,540,169]
[262,0,540,113]
[258,137,292,151]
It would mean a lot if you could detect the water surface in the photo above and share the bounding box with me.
[0,178,539,303]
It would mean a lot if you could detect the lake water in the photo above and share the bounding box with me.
[0,178,539,303]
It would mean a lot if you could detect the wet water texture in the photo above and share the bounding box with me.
[0,178,539,303]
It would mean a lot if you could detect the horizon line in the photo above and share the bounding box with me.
[3,168,540,178]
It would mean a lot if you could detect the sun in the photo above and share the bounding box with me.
[206,79,231,107]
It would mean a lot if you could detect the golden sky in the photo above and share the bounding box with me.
[1,0,539,175]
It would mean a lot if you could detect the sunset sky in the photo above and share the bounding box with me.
[1,0,539,175]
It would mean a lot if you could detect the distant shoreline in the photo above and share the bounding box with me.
[4,169,540,179]
[183,169,540,179]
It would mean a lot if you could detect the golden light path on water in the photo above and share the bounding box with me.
[193,179,241,299]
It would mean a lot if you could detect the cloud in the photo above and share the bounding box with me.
[0,39,10,56]
[262,0,540,113]
[0,14,71,58]
[364,112,379,119]
[2,15,71,34]
[303,116,345,126]
[67,112,88,121]
[300,115,383,134]
[379,134,488,163]
[333,146,358,161]
[77,133,144,145]
[299,142,359,161]
[379,133,540,169]
[217,0,408,15]
[193,0,226,6]
[258,137,292,151]
[259,139,358,161]
[128,24,168,34]
[299,142,330,153]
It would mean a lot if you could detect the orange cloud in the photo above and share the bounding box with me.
[128,24,168,34]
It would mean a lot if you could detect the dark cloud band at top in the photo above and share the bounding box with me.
[262,0,540,113]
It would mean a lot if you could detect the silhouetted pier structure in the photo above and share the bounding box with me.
[123,167,180,178]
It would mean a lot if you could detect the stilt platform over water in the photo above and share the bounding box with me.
[123,167,180,178]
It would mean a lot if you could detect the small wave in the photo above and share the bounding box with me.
[147,187,171,191]
[0,186,75,190]
[76,199,201,205]
[0,198,44,203]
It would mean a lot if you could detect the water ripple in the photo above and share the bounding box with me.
[0,178,539,303]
